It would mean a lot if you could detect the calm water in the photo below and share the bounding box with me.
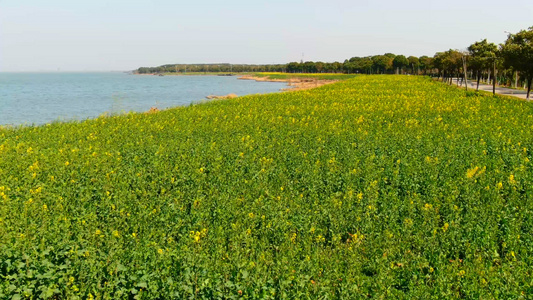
[0,72,287,126]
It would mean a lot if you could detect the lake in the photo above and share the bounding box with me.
[0,72,287,126]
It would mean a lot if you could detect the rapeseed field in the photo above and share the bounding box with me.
[1,76,532,298]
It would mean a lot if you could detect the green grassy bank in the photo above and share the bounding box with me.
[252,72,358,81]
[1,76,532,298]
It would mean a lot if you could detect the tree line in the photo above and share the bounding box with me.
[429,26,533,99]
[136,64,287,74]
[135,26,533,99]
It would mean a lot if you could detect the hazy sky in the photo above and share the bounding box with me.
[1,0,531,71]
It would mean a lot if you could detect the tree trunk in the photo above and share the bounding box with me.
[527,77,532,100]
[493,62,496,96]
[476,72,481,91]
[462,57,468,91]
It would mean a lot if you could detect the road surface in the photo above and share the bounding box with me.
[449,78,529,100]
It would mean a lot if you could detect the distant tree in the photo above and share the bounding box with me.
[303,61,317,73]
[445,50,464,84]
[407,56,420,74]
[332,62,343,73]
[346,57,373,74]
[315,62,325,73]
[393,55,409,74]
[372,55,394,74]
[433,52,445,80]
[468,39,498,90]
[434,50,462,84]
[418,56,434,75]
[287,62,301,73]
[358,57,374,74]
[501,27,533,99]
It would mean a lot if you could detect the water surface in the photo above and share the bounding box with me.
[0,72,287,126]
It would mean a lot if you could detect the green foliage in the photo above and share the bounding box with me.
[434,50,463,75]
[252,73,358,81]
[467,39,498,73]
[501,27,533,98]
[371,55,394,74]
[136,64,287,74]
[1,76,533,298]
[392,55,409,71]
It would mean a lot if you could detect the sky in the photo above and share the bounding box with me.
[0,0,532,72]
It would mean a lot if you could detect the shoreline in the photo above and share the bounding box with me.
[237,75,338,91]
[134,72,339,91]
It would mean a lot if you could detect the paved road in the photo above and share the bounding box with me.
[450,78,529,100]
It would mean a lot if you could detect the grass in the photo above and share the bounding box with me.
[252,72,358,81]
[157,72,243,76]
[1,75,532,298]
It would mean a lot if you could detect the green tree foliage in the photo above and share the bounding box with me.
[372,55,394,74]
[433,50,463,83]
[137,64,287,74]
[407,56,420,74]
[501,27,533,99]
[468,39,498,90]
[344,57,373,74]
[393,55,409,73]
[418,56,434,74]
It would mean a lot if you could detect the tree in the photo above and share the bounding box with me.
[433,50,462,84]
[418,56,433,75]
[501,27,533,99]
[287,62,302,73]
[407,56,420,74]
[346,56,373,74]
[468,39,498,90]
[393,55,409,74]
[372,55,394,74]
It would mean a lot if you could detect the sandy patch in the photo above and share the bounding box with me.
[238,75,337,91]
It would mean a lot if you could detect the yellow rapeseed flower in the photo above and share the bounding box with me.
[290,233,297,243]
[466,167,479,179]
